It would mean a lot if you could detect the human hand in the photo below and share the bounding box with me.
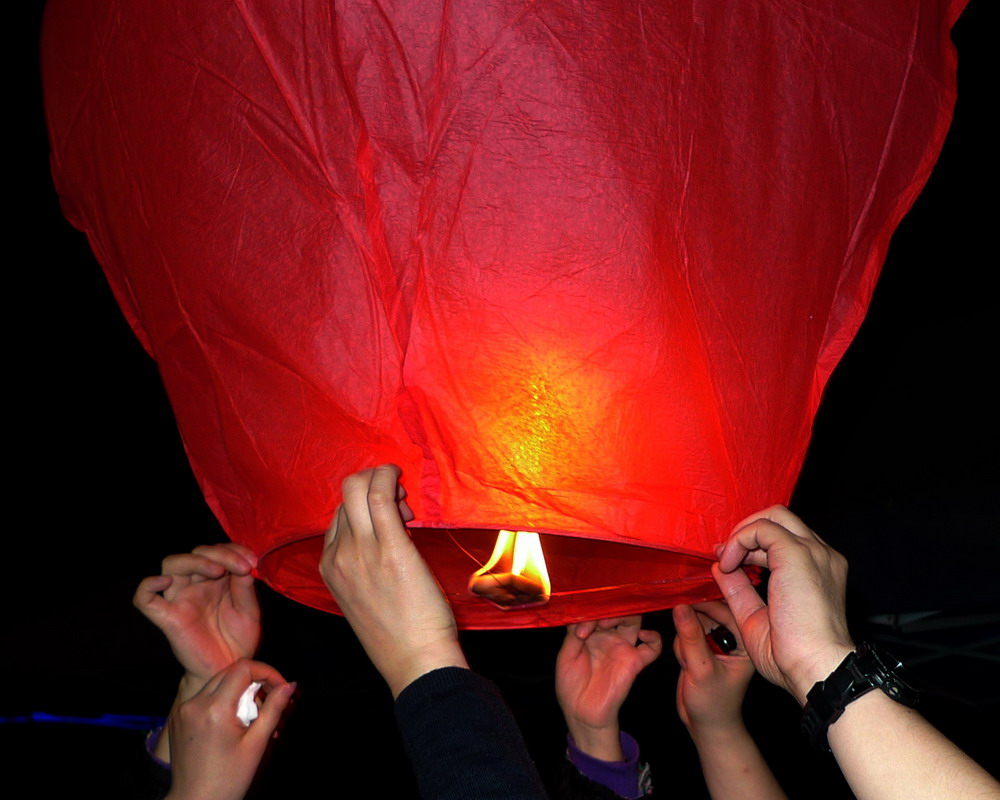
[673,601,755,737]
[319,464,468,698]
[556,616,662,761]
[714,505,855,705]
[134,543,261,697]
[165,659,294,800]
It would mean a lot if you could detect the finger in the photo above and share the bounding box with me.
[395,482,416,524]
[730,505,813,538]
[199,664,233,696]
[160,552,230,580]
[595,616,627,629]
[728,505,834,552]
[323,504,348,550]
[691,601,747,652]
[320,505,350,589]
[692,609,717,634]
[228,572,260,616]
[572,619,599,640]
[133,575,174,618]
[340,468,379,541]
[559,624,587,661]
[134,574,172,604]
[191,543,257,574]
[636,629,663,666]
[248,681,296,743]
[604,616,642,645]
[692,599,734,622]
[673,604,710,651]
[718,518,803,573]
[222,541,259,564]
[215,659,288,704]
[766,506,830,545]
[711,562,765,634]
[691,600,737,631]
[366,464,409,544]
[673,605,716,676]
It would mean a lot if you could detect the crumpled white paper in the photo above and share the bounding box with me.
[236,681,263,727]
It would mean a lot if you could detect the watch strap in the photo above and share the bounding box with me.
[801,643,917,752]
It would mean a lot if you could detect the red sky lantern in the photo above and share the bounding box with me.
[43,0,965,628]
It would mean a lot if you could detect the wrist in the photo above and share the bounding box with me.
[788,642,856,706]
[157,675,202,766]
[687,718,751,750]
[385,641,469,698]
[177,672,210,703]
[567,721,625,762]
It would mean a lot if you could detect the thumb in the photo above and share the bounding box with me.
[711,563,765,636]
[673,605,705,644]
[559,624,588,663]
[229,572,259,615]
[672,605,713,669]
[573,620,599,640]
[636,629,663,666]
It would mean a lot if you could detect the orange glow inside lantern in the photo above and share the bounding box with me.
[469,531,552,609]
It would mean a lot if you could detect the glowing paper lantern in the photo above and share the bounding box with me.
[43,0,965,628]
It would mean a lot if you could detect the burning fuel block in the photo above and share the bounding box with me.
[469,571,550,609]
[468,530,552,610]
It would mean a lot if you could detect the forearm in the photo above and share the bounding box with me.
[394,667,548,800]
[828,691,1000,800]
[689,723,787,800]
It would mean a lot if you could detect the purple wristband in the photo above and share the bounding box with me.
[567,731,643,799]
[145,726,171,771]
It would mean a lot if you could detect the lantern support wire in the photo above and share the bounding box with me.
[444,530,489,570]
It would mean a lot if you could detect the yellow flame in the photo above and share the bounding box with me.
[509,531,550,592]
[474,530,551,595]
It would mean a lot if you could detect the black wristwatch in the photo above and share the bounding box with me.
[801,642,918,752]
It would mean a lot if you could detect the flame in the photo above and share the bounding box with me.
[484,530,550,592]
[469,530,552,608]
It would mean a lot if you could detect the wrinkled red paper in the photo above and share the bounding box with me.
[44,0,964,627]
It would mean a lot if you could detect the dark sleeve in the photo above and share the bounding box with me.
[552,758,641,800]
[142,757,172,800]
[125,728,171,800]
[393,667,549,800]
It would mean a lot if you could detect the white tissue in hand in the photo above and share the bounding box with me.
[237,681,263,727]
